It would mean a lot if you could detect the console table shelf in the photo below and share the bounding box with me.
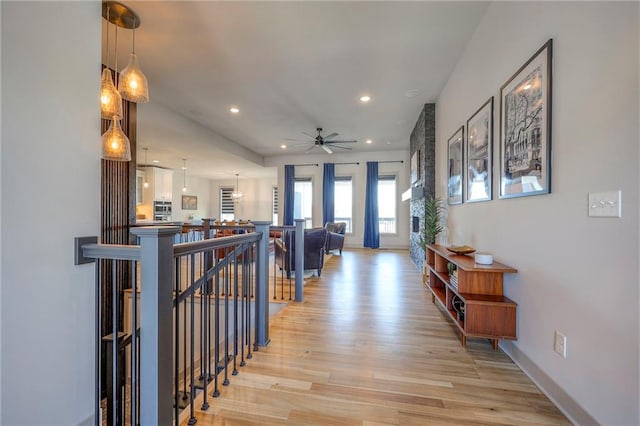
[426,244,517,349]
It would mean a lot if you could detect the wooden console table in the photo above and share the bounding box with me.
[425,244,517,349]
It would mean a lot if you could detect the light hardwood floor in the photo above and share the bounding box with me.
[187,248,569,425]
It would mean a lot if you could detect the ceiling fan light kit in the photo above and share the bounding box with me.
[293,127,357,154]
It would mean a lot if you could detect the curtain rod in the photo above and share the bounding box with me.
[378,160,404,164]
[291,163,318,167]
[333,162,359,165]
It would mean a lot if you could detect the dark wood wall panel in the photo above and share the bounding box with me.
[100,66,137,395]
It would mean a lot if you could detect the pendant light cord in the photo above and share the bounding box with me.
[133,17,137,54]
[114,24,118,87]
[105,7,110,70]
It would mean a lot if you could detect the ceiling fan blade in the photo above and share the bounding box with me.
[302,131,316,138]
[323,132,339,141]
[284,137,310,142]
[330,145,352,150]
[305,144,317,153]
[326,139,357,144]
[321,145,333,154]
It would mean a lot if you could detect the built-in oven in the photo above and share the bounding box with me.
[153,201,172,221]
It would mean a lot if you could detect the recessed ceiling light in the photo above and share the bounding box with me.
[386,141,392,145]
[152,160,160,164]
[229,107,240,114]
[280,144,287,149]
[359,95,371,103]
[366,139,372,144]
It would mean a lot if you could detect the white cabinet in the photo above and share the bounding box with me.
[142,166,173,202]
[153,167,173,201]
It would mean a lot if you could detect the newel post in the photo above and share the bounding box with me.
[294,219,305,302]
[131,226,180,426]
[252,221,271,347]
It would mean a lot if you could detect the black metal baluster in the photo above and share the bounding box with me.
[182,256,189,406]
[213,254,220,398]
[174,257,180,426]
[233,247,239,377]
[188,254,196,425]
[201,250,210,411]
[240,245,246,368]
[223,258,230,386]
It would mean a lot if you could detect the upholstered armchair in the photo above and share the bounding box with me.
[324,222,346,254]
[274,227,327,278]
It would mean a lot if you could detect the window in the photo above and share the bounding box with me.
[220,187,235,221]
[272,186,279,225]
[294,178,313,228]
[378,175,396,233]
[334,176,352,233]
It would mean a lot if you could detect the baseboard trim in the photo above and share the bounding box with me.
[500,341,598,425]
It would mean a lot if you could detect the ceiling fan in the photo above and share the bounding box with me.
[287,127,357,154]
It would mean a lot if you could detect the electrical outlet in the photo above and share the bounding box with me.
[554,331,567,358]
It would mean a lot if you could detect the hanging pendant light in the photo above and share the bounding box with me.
[119,15,149,103]
[100,6,123,119]
[182,159,188,193]
[143,147,149,188]
[102,118,131,161]
[231,174,243,202]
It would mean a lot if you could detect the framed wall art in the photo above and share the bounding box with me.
[465,97,493,202]
[182,195,198,210]
[447,126,464,205]
[499,39,552,199]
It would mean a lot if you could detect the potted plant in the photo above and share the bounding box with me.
[419,194,444,249]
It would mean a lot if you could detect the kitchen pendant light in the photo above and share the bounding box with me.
[231,174,243,202]
[182,159,187,193]
[102,118,131,161]
[100,6,123,120]
[118,15,149,103]
[143,147,149,188]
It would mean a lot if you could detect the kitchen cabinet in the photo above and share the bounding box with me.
[142,166,173,202]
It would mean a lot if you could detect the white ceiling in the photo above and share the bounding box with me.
[104,1,489,178]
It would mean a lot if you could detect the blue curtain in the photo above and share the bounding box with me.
[363,161,379,248]
[283,165,295,226]
[322,163,335,225]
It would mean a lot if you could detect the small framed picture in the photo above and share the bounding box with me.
[447,126,464,205]
[182,195,198,210]
[499,39,552,199]
[465,97,493,202]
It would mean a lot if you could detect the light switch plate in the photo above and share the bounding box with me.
[588,190,622,218]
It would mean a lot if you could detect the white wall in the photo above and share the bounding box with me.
[172,173,212,221]
[1,2,101,424]
[265,150,410,249]
[436,3,638,424]
[209,175,277,222]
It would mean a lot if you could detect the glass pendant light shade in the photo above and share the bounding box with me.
[231,174,243,202]
[100,68,123,119]
[102,118,131,161]
[119,53,149,103]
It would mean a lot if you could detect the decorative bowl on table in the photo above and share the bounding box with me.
[447,245,476,255]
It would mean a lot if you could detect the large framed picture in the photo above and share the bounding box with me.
[465,97,493,203]
[499,39,552,199]
[447,126,464,205]
[182,195,198,210]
